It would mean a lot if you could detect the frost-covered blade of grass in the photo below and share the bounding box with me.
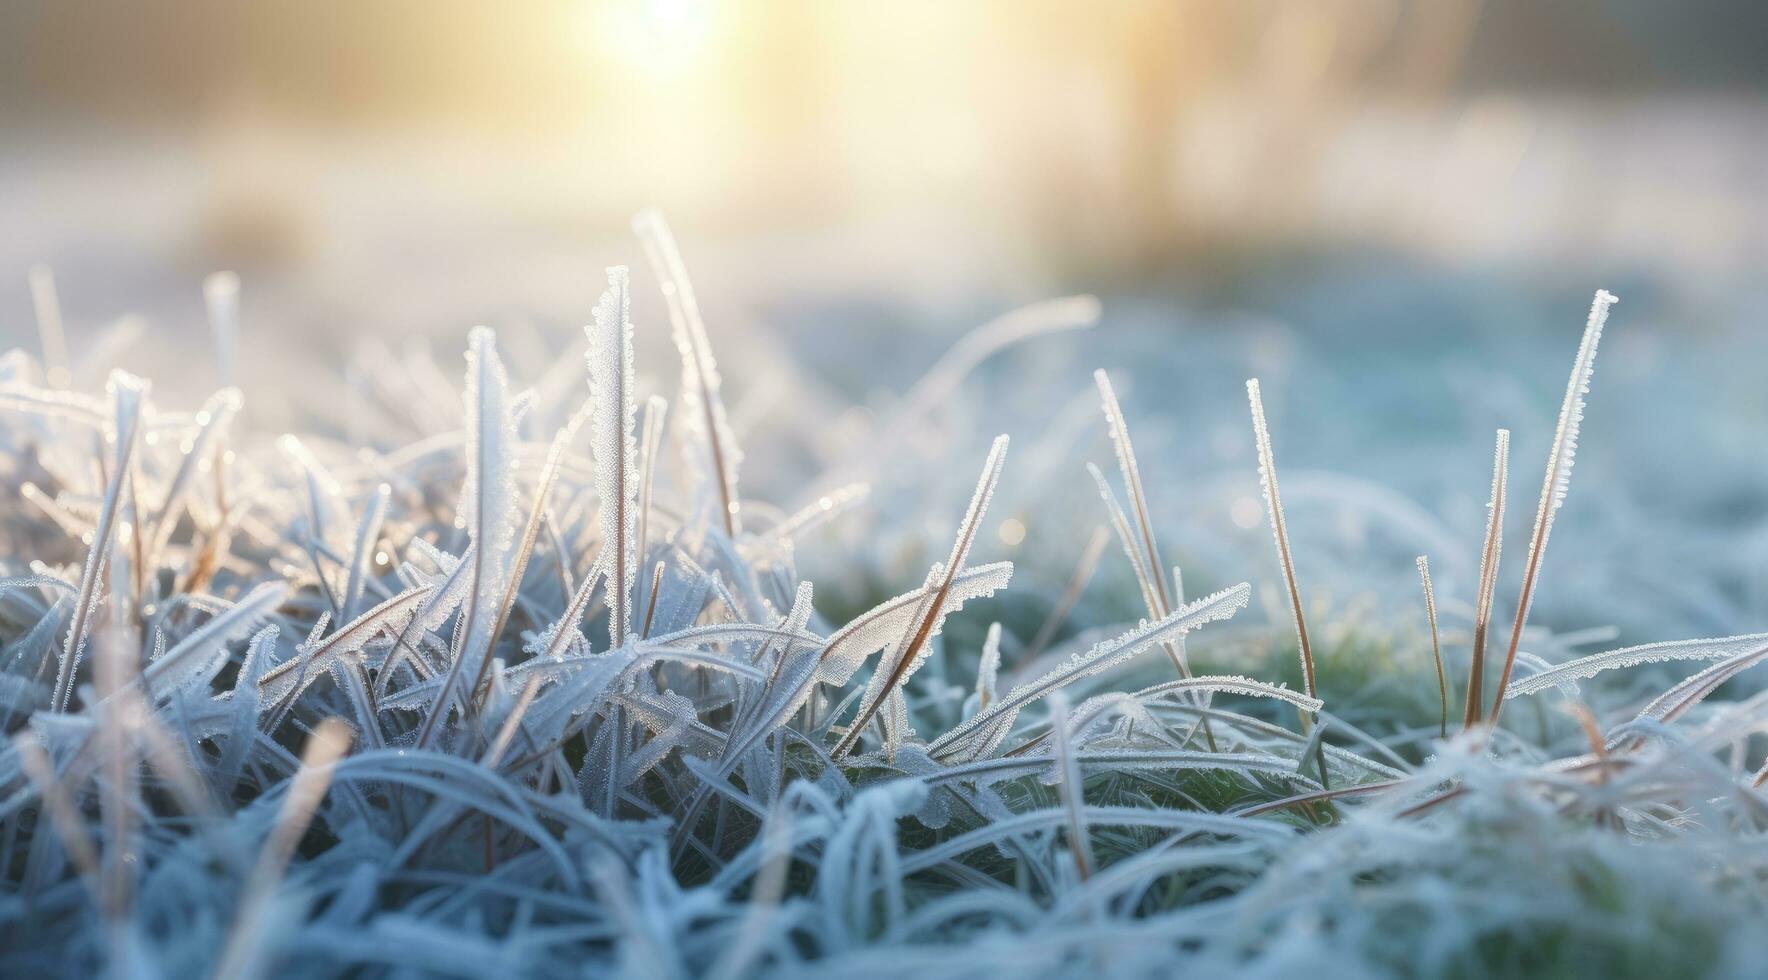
[634,211,743,538]
[1504,633,1768,700]
[53,372,148,712]
[1246,378,1314,701]
[832,436,1008,760]
[589,267,639,646]
[1490,291,1617,723]
[258,584,434,709]
[415,327,516,748]
[929,583,1250,763]
[1464,428,1509,727]
[1416,555,1447,738]
[144,581,291,699]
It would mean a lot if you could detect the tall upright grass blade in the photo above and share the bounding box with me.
[53,372,147,712]
[471,426,572,709]
[1416,555,1447,739]
[633,210,743,538]
[1464,428,1509,727]
[1246,378,1315,700]
[415,328,515,749]
[833,436,1009,759]
[589,267,639,646]
[1092,371,1207,710]
[1095,370,1172,616]
[1489,291,1616,725]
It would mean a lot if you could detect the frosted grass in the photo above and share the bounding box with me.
[2,236,1764,980]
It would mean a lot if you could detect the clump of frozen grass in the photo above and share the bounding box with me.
[2,230,1767,980]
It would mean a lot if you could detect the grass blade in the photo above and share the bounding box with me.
[53,372,148,712]
[589,267,639,646]
[634,210,743,538]
[1246,378,1314,700]
[1464,428,1509,727]
[833,436,1009,759]
[1489,291,1616,725]
[1416,555,1447,739]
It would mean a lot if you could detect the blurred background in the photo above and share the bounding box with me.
[5,0,1768,654]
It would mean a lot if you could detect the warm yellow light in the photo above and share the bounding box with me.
[580,0,717,80]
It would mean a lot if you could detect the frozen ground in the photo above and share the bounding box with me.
[5,128,1768,978]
